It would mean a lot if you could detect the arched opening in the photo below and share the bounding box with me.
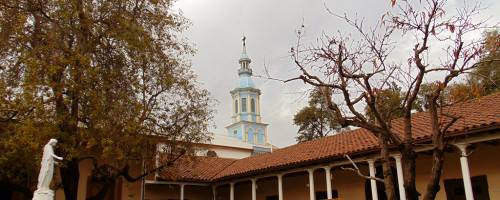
[251,98,256,112]
[248,129,254,143]
[234,100,238,114]
[257,130,264,144]
[241,98,247,112]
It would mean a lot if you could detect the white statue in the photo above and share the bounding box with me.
[33,139,63,200]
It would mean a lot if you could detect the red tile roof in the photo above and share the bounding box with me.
[158,92,500,182]
[390,92,500,140]
[159,156,237,182]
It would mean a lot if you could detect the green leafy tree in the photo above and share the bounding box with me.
[471,29,500,94]
[365,83,424,124]
[0,0,215,199]
[417,82,476,109]
[293,88,341,142]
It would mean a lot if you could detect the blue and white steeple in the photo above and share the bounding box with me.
[226,37,271,154]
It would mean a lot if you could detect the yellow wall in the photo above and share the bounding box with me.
[155,142,500,200]
[145,184,212,200]
[54,158,94,200]
[55,140,500,200]
[414,142,500,199]
[206,168,368,200]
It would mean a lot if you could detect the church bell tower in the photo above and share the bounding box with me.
[226,37,271,154]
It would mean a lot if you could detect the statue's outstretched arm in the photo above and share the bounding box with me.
[52,154,63,160]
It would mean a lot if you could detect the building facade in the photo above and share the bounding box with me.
[143,92,500,200]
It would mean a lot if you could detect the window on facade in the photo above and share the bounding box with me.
[251,99,256,112]
[242,98,247,112]
[266,196,278,200]
[316,190,339,200]
[444,175,490,200]
[233,130,237,136]
[234,100,238,113]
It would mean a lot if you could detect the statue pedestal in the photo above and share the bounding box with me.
[33,190,54,200]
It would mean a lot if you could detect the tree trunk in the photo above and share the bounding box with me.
[60,158,80,200]
[402,116,420,200]
[422,97,447,200]
[402,143,419,200]
[422,148,445,200]
[379,133,398,200]
[87,182,111,200]
[54,77,81,200]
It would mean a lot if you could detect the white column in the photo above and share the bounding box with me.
[393,154,406,200]
[456,144,474,200]
[367,159,378,200]
[212,185,217,200]
[251,179,257,200]
[277,174,284,200]
[180,184,184,200]
[324,167,333,199]
[307,169,315,200]
[230,182,235,200]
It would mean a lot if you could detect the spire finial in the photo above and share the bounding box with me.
[241,35,247,55]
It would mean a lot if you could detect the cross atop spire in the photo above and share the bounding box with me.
[242,35,247,55]
[238,36,252,76]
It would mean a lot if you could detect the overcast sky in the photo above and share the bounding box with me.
[174,0,499,148]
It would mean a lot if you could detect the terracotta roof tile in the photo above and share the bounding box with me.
[159,156,237,182]
[213,128,379,179]
[158,92,500,182]
[390,92,500,140]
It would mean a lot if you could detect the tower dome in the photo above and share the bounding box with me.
[235,76,256,88]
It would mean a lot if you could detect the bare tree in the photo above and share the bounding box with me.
[283,0,496,199]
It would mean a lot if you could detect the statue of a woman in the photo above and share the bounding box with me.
[35,139,63,194]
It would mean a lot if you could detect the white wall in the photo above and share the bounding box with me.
[197,146,252,159]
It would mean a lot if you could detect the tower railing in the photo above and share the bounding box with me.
[238,68,252,76]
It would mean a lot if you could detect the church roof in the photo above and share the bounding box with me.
[235,75,256,89]
[158,92,500,182]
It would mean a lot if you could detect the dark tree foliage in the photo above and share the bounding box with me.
[0,0,215,199]
[293,88,341,142]
[365,82,424,124]
[472,29,500,94]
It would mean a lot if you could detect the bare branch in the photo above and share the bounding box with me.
[341,154,383,182]
[440,113,461,134]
